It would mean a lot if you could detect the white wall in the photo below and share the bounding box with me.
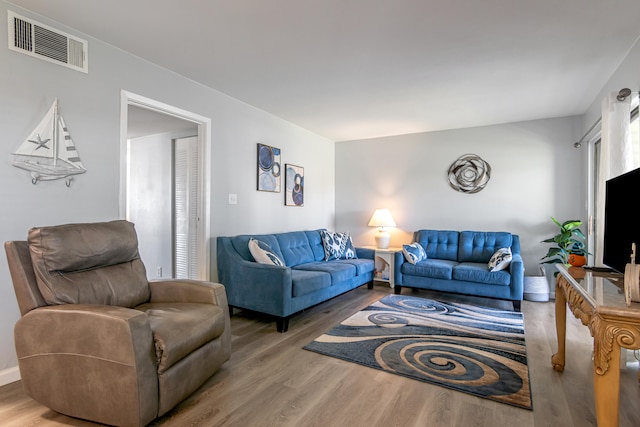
[128,129,198,279]
[0,2,335,383]
[335,116,585,275]
[582,37,640,136]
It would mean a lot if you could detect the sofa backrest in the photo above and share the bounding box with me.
[230,234,285,263]
[228,230,327,267]
[458,231,513,263]
[304,229,327,262]
[276,231,316,266]
[414,230,459,261]
[511,234,521,255]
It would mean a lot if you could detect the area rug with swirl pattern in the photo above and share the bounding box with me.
[304,294,532,409]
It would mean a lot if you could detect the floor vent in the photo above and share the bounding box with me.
[8,10,88,73]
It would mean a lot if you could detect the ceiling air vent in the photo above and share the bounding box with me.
[8,10,88,73]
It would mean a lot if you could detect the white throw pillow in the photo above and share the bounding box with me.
[248,238,284,266]
[488,247,512,272]
[402,242,427,265]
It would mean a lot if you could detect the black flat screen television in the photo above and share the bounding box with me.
[603,167,640,273]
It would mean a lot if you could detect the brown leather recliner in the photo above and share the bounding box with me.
[4,220,231,427]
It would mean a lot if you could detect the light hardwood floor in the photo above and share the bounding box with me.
[1,283,640,427]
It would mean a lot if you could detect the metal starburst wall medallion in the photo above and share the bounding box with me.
[447,154,491,193]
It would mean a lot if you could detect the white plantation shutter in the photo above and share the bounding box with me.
[174,136,199,279]
[595,93,634,265]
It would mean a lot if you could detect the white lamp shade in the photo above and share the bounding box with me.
[367,209,396,228]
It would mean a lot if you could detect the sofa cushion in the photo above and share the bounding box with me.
[458,231,513,263]
[414,230,459,261]
[402,242,427,265]
[275,231,315,267]
[293,261,357,283]
[402,258,456,280]
[249,238,285,266]
[488,247,512,272]
[28,220,150,307]
[291,269,332,297]
[135,302,225,373]
[320,230,357,260]
[336,258,375,276]
[453,262,511,286]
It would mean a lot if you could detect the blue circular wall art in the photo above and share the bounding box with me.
[258,144,274,170]
[257,143,281,192]
[285,164,304,206]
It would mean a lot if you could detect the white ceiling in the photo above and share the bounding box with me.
[9,0,640,142]
[127,106,196,139]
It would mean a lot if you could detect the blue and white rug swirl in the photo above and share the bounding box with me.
[304,294,531,410]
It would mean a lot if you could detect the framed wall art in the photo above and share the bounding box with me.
[285,164,304,206]
[257,143,281,192]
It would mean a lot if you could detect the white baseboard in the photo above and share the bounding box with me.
[0,366,21,386]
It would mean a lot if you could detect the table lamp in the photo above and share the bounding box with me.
[368,209,396,249]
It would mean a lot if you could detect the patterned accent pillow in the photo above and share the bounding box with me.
[248,238,285,266]
[402,242,427,265]
[488,247,512,272]
[320,230,357,261]
[343,233,357,260]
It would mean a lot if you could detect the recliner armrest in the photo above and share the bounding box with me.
[148,279,228,307]
[14,304,159,427]
[16,304,154,361]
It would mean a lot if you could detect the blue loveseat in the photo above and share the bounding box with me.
[217,230,375,332]
[394,230,524,311]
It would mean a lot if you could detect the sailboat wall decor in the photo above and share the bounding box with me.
[12,98,86,186]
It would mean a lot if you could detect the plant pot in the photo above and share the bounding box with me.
[524,276,549,302]
[568,253,587,267]
[541,263,558,300]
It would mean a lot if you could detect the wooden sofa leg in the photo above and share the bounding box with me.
[513,300,522,312]
[277,317,290,333]
[394,286,402,295]
[367,281,374,289]
[229,305,234,317]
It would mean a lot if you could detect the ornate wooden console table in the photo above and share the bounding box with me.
[553,264,640,427]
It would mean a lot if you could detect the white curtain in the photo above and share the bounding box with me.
[595,91,634,265]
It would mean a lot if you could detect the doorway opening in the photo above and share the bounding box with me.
[120,91,211,280]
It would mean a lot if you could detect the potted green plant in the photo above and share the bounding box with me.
[540,217,588,265]
[540,217,589,298]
